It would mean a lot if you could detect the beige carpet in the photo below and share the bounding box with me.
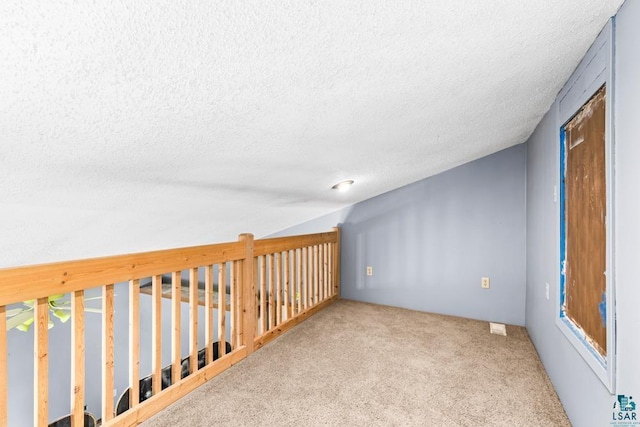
[142,299,570,426]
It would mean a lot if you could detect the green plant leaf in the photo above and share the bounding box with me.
[6,310,35,331]
[40,306,102,315]
[15,316,35,332]
[5,307,25,317]
[16,323,31,332]
[9,295,102,331]
[53,309,71,323]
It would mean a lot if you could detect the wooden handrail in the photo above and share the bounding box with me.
[0,241,246,307]
[253,231,337,257]
[0,228,340,426]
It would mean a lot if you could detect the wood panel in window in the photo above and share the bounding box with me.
[564,85,607,356]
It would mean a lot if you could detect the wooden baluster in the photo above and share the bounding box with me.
[328,244,333,297]
[320,244,323,300]
[218,263,227,358]
[283,251,289,321]
[259,256,266,335]
[34,297,49,427]
[309,246,314,308]
[314,245,317,303]
[102,285,114,422]
[171,271,182,385]
[301,247,307,310]
[239,233,255,355]
[70,291,85,426]
[230,261,236,350]
[129,280,140,409]
[275,252,282,325]
[293,250,297,313]
[296,249,302,314]
[318,245,324,302]
[189,268,198,375]
[308,246,312,306]
[151,275,162,396]
[233,261,245,349]
[205,265,214,366]
[307,247,312,306]
[324,244,329,300]
[308,247,314,307]
[268,254,275,331]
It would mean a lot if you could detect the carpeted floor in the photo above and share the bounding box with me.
[142,299,570,426]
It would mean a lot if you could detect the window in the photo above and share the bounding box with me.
[556,21,615,392]
[560,85,607,358]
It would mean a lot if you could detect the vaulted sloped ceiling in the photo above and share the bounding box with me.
[0,1,623,267]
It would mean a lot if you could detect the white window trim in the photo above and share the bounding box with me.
[556,19,616,394]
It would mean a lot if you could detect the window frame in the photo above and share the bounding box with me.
[556,20,616,393]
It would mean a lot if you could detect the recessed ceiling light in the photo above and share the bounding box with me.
[332,180,354,192]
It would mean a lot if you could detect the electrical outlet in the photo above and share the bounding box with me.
[481,277,490,289]
[366,266,373,276]
[545,283,550,300]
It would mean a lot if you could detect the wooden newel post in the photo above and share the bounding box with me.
[332,226,341,298]
[239,234,256,355]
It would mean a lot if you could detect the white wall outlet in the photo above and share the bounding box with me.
[553,185,558,202]
[366,266,373,276]
[481,277,490,289]
[545,282,550,300]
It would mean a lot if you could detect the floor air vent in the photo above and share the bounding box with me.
[489,322,507,336]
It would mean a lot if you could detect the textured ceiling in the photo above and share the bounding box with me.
[0,1,623,267]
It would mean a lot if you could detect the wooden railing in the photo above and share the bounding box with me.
[0,228,340,427]
[252,231,341,350]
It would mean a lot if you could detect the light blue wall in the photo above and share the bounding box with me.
[525,3,640,425]
[274,7,640,426]
[525,82,616,427]
[613,0,640,402]
[271,144,527,326]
